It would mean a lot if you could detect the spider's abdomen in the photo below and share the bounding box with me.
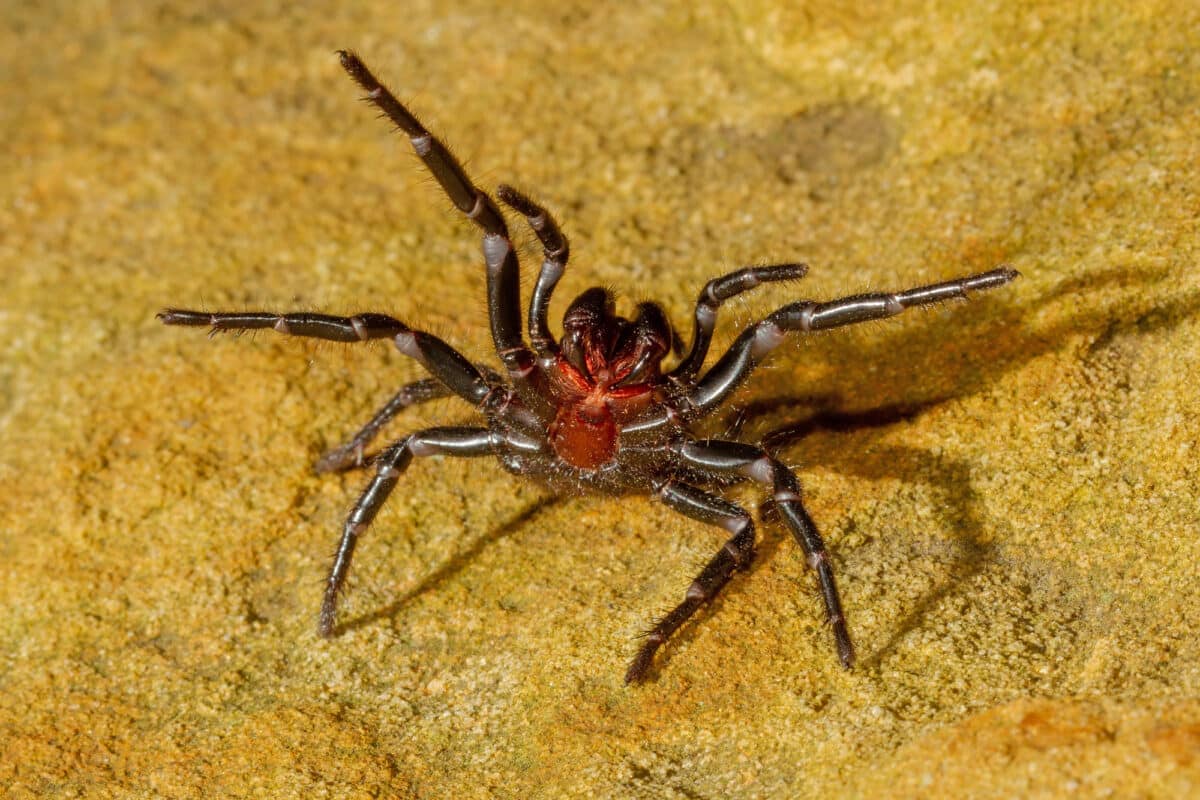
[549,400,617,470]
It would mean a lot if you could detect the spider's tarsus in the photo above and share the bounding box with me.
[336,49,366,83]
[836,632,856,670]
[157,308,212,326]
[317,604,338,639]
[970,265,1020,288]
[625,649,657,685]
[314,447,359,475]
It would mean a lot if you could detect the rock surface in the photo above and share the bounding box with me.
[2,1,1197,797]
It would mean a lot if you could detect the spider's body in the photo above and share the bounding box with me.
[159,51,1018,683]
[543,290,666,471]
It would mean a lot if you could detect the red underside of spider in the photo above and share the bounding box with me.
[158,50,1018,684]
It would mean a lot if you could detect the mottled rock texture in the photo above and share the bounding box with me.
[2,1,1197,797]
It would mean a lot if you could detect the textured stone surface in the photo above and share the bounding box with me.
[2,1,1197,797]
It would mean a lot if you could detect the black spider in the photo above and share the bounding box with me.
[158,51,1018,684]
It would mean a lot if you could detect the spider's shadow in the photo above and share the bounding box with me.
[757,397,996,671]
[337,494,559,637]
[630,395,993,680]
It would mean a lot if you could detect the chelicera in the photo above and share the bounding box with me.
[159,51,1018,683]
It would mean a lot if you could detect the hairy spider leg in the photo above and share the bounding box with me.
[495,185,570,360]
[626,480,756,684]
[674,439,854,669]
[624,266,1020,436]
[157,307,500,411]
[319,425,541,636]
[316,364,510,474]
[156,309,409,342]
[315,378,450,473]
[336,51,550,419]
[670,263,809,381]
[687,267,1019,414]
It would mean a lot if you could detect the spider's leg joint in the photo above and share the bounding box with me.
[722,539,753,567]
[411,133,433,155]
[720,512,752,535]
[466,192,488,221]
[750,319,786,359]
[498,346,535,378]
[744,455,776,485]
[531,339,557,360]
[482,232,511,270]
[477,385,509,414]
[393,330,421,358]
[407,438,438,458]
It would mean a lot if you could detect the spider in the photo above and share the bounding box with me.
[159,51,1018,684]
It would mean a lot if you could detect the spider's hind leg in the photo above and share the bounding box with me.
[673,439,854,669]
[315,378,451,474]
[626,480,756,684]
[320,426,502,636]
[316,364,509,474]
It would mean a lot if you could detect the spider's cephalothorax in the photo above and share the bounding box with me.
[159,51,1018,683]
[546,288,670,470]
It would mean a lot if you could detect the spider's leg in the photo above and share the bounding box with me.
[315,378,450,473]
[496,185,570,359]
[626,480,755,684]
[673,439,854,669]
[319,425,542,636]
[670,263,808,381]
[684,266,1019,416]
[158,309,409,342]
[337,51,546,415]
[160,305,500,411]
[317,362,506,475]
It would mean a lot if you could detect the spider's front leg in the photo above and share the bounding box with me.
[320,425,543,636]
[337,51,546,416]
[157,309,410,342]
[670,263,809,381]
[496,185,570,360]
[673,439,855,669]
[685,267,1019,414]
[626,480,756,684]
